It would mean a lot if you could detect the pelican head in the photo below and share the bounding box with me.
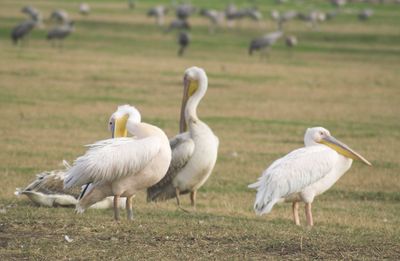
[108,105,141,138]
[304,127,371,166]
[180,66,208,133]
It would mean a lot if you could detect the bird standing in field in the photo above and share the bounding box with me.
[200,9,224,34]
[15,106,132,209]
[177,31,190,56]
[47,21,74,48]
[147,5,169,26]
[358,9,373,21]
[147,67,219,210]
[49,9,70,24]
[79,3,90,16]
[64,105,172,221]
[249,127,371,226]
[21,6,43,27]
[11,19,38,45]
[249,31,283,58]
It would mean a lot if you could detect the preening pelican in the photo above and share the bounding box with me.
[15,106,134,208]
[147,67,219,209]
[249,127,371,226]
[64,105,171,220]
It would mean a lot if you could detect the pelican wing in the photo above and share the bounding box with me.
[64,137,161,189]
[17,161,82,198]
[147,132,195,201]
[249,145,336,215]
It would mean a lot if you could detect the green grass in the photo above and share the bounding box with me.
[0,0,400,259]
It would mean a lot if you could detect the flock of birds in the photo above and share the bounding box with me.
[11,4,89,47]
[11,0,378,56]
[16,66,371,226]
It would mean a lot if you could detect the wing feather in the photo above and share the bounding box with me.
[249,146,336,215]
[64,137,161,189]
[16,162,82,198]
[147,132,195,201]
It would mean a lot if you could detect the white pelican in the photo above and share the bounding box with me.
[15,161,126,209]
[147,66,219,209]
[15,105,135,208]
[64,105,171,220]
[249,127,371,226]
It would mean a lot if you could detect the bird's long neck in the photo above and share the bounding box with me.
[185,77,207,123]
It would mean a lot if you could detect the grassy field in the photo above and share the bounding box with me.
[1,0,399,259]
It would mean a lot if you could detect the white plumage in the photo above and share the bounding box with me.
[64,105,171,221]
[249,127,371,226]
[147,66,219,209]
[64,136,161,187]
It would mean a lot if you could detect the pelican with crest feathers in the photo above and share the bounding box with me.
[64,105,171,221]
[249,127,371,226]
[15,105,137,209]
[147,67,219,209]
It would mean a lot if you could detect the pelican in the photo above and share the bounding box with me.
[64,105,171,220]
[15,106,132,208]
[147,67,219,209]
[249,127,371,226]
[15,161,126,209]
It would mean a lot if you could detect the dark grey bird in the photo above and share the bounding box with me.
[225,4,247,27]
[49,9,70,24]
[178,31,190,56]
[11,19,37,45]
[47,21,74,48]
[147,5,169,26]
[249,31,283,57]
[298,11,326,30]
[175,3,196,20]
[358,9,373,21]
[200,9,223,33]
[245,8,263,21]
[166,19,190,32]
[271,10,297,30]
[21,6,42,23]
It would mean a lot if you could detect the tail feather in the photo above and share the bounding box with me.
[249,174,279,216]
[147,183,178,202]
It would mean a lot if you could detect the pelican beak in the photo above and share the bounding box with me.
[180,76,198,133]
[319,135,372,166]
[112,115,129,138]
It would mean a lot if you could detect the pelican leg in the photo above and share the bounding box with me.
[126,196,134,221]
[305,203,313,227]
[176,188,189,213]
[114,195,120,221]
[292,202,300,226]
[175,188,181,207]
[190,190,197,210]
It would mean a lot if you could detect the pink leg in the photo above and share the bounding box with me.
[305,203,313,227]
[190,190,197,210]
[292,202,300,226]
[114,195,120,221]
